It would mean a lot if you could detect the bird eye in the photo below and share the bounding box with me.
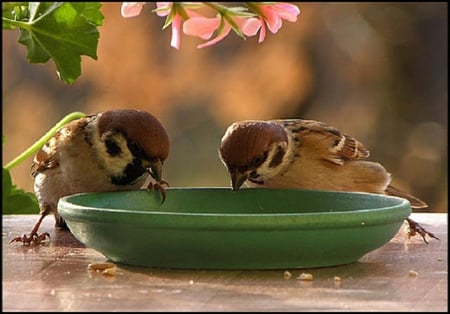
[252,152,268,167]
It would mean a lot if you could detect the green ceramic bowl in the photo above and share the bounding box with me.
[57,188,411,269]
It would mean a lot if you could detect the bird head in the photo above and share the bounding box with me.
[219,121,289,191]
[94,109,170,186]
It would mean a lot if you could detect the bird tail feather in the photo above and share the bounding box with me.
[385,185,428,209]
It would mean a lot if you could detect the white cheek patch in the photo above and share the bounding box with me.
[93,131,134,177]
[256,136,296,180]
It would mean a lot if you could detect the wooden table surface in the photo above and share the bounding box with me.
[2,213,447,312]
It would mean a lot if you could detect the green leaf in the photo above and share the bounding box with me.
[2,2,29,29]
[2,2,104,84]
[2,168,39,214]
[2,167,12,198]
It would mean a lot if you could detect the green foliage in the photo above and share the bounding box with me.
[2,168,39,214]
[2,2,104,84]
[3,112,86,215]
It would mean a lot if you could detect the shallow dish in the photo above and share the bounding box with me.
[58,188,411,269]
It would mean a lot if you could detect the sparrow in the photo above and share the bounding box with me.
[219,118,439,243]
[10,109,170,245]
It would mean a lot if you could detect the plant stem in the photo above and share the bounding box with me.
[4,112,86,170]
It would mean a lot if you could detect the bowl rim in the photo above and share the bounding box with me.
[58,188,411,230]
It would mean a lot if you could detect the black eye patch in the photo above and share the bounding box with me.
[249,170,259,179]
[269,145,286,168]
[105,138,121,156]
[127,140,145,159]
[251,151,268,168]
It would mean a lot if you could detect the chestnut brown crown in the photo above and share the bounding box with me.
[219,121,287,169]
[98,109,170,162]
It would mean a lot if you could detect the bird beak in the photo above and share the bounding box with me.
[149,159,163,182]
[230,169,249,191]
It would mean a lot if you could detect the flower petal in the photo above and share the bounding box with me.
[261,7,282,33]
[272,3,301,22]
[121,2,144,18]
[238,17,262,37]
[170,13,182,49]
[197,23,232,48]
[156,2,172,17]
[183,17,220,40]
[258,18,267,43]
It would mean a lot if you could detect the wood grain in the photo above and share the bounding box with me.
[2,213,447,311]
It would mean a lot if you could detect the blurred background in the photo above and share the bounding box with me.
[2,2,447,212]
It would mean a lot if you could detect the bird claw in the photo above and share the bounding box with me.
[147,180,169,204]
[405,217,439,244]
[9,232,50,245]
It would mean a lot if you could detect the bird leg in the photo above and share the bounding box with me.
[147,180,169,204]
[405,217,440,244]
[9,208,51,245]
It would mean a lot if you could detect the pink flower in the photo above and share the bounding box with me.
[121,2,145,18]
[241,18,263,37]
[121,2,301,49]
[254,2,300,43]
[154,2,171,17]
[155,2,198,50]
[169,13,183,49]
[183,16,262,48]
[183,17,220,40]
